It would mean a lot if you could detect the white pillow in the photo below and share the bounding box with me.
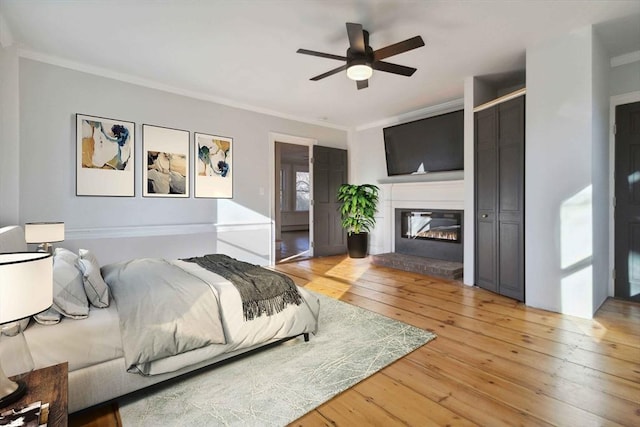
[34,307,61,325]
[52,255,89,319]
[77,249,110,308]
[54,247,78,265]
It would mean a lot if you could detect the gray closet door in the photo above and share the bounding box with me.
[475,95,525,301]
[475,106,498,292]
[615,101,640,301]
[496,96,525,301]
[313,145,348,257]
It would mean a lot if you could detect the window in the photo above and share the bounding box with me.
[279,163,309,212]
[295,171,310,211]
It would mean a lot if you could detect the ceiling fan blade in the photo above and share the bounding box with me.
[310,64,348,81]
[373,36,425,61]
[357,79,369,90]
[346,22,365,53]
[296,49,347,62]
[372,61,417,76]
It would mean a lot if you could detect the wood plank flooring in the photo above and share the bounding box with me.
[276,230,310,263]
[70,256,640,427]
[277,256,640,427]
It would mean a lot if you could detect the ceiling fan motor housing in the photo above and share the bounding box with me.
[297,23,424,89]
[346,46,374,67]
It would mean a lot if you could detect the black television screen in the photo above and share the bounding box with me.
[383,109,464,176]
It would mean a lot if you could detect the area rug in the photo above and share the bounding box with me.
[118,292,436,426]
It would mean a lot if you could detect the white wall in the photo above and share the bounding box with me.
[10,57,347,265]
[349,126,388,254]
[591,32,611,314]
[349,126,387,186]
[0,44,19,224]
[526,26,606,318]
[610,60,640,96]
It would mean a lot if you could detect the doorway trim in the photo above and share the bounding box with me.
[268,132,317,265]
[609,90,640,296]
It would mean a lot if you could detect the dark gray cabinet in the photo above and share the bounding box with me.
[475,95,525,301]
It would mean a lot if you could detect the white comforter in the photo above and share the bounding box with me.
[25,259,320,377]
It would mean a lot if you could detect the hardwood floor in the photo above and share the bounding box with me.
[71,256,640,426]
[279,256,640,426]
[276,230,310,263]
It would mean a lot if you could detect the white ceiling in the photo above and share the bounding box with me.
[1,0,639,129]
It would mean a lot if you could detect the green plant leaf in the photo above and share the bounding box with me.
[336,183,379,234]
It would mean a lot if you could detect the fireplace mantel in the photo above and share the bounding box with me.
[377,170,463,184]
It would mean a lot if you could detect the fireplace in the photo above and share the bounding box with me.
[395,208,463,262]
[401,210,461,243]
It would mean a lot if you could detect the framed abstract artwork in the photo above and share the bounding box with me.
[76,114,135,196]
[142,124,190,198]
[194,132,233,198]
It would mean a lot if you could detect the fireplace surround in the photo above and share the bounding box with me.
[401,210,461,243]
[394,208,463,262]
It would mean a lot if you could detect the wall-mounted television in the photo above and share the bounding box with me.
[383,109,464,176]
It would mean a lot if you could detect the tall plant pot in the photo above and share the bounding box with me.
[347,232,368,258]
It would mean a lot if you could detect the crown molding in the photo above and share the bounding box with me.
[355,98,464,131]
[473,87,526,113]
[611,50,640,67]
[17,48,350,132]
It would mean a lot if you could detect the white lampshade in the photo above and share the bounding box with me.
[24,222,64,244]
[346,64,373,81]
[0,252,53,323]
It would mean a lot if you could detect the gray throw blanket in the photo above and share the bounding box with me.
[183,254,303,321]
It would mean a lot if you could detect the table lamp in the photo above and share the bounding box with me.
[24,222,64,254]
[0,252,53,407]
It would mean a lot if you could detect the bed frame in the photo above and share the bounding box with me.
[67,332,311,413]
[0,225,313,413]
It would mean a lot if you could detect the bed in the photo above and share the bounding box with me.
[0,225,320,413]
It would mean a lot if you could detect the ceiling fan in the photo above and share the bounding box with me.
[297,22,425,90]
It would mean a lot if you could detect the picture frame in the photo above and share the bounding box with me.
[194,132,233,198]
[143,124,190,198]
[76,114,135,197]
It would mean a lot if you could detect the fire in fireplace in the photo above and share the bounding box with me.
[401,210,461,243]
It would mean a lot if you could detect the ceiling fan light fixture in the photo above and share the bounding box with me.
[298,22,424,88]
[346,63,372,81]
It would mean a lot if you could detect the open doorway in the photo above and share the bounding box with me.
[274,141,311,263]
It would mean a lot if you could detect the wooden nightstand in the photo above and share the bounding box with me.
[0,362,68,427]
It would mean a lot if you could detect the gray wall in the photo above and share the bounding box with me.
[10,57,347,264]
[0,45,19,224]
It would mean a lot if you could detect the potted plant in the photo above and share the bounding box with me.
[337,183,380,258]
